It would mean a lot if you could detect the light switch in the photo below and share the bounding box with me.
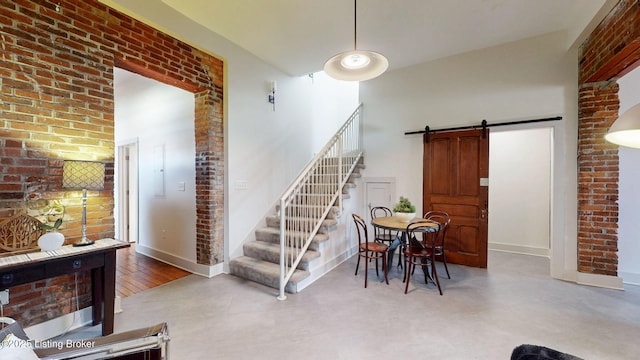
[178,181,186,191]
[235,180,249,190]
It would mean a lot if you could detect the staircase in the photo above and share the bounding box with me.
[229,163,363,293]
[229,104,364,298]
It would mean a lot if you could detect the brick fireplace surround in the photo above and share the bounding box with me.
[0,0,637,329]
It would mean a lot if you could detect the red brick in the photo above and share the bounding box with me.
[1,0,224,327]
[574,1,640,276]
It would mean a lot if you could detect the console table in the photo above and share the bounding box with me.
[0,238,129,335]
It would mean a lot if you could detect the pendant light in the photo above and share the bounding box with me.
[605,103,640,148]
[324,0,388,81]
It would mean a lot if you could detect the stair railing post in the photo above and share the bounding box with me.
[358,105,362,154]
[338,133,343,211]
[277,197,287,301]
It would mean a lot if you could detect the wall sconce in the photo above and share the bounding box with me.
[268,80,276,111]
[63,160,106,246]
[605,103,640,148]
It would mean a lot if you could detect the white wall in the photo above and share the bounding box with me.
[114,68,198,268]
[103,0,359,275]
[226,72,358,263]
[614,66,640,285]
[488,128,551,256]
[359,31,580,282]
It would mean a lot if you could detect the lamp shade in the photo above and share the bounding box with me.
[323,0,388,82]
[605,103,640,148]
[324,50,389,81]
[63,161,105,190]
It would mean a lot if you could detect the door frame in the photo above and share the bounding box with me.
[419,120,566,278]
[488,121,566,279]
[116,138,139,244]
[488,127,553,257]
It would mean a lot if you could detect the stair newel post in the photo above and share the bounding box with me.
[278,197,287,301]
[338,134,343,211]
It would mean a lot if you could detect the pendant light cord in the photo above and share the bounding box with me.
[353,0,357,51]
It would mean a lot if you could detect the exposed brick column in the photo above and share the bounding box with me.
[577,0,640,277]
[194,90,224,265]
[193,49,224,265]
[577,82,619,275]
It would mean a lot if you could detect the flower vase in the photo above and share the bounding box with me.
[38,231,65,251]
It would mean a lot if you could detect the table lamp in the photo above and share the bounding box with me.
[63,160,105,246]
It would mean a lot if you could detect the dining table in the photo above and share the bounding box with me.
[371,216,440,274]
[371,215,439,233]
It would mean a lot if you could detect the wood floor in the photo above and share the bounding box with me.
[116,244,191,298]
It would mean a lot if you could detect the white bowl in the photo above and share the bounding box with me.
[394,212,416,222]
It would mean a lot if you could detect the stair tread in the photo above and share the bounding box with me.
[266,215,338,225]
[229,256,310,293]
[255,227,330,240]
[267,214,337,220]
[244,241,321,269]
[245,240,320,256]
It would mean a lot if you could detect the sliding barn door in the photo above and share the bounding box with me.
[423,129,489,268]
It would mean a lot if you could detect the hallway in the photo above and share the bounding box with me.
[116,244,190,298]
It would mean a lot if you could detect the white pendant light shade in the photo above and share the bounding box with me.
[323,0,388,82]
[605,103,640,148]
[324,50,388,81]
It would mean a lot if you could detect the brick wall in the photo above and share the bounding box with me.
[0,0,223,327]
[578,0,640,276]
[577,82,620,275]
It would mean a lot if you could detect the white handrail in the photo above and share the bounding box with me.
[277,104,363,300]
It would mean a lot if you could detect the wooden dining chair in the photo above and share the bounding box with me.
[403,220,443,295]
[352,213,389,288]
[423,211,452,279]
[370,206,396,243]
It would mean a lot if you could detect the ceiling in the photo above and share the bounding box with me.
[159,0,612,77]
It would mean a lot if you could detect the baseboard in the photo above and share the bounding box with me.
[576,272,624,290]
[487,247,626,291]
[619,271,640,286]
[135,244,223,278]
[489,242,550,257]
[24,307,93,341]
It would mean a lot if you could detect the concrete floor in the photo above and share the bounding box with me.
[111,251,640,359]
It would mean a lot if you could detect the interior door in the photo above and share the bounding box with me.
[423,129,489,268]
[364,180,395,229]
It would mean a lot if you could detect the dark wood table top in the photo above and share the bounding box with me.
[0,238,128,268]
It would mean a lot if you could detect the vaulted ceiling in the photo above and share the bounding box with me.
[159,0,613,76]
